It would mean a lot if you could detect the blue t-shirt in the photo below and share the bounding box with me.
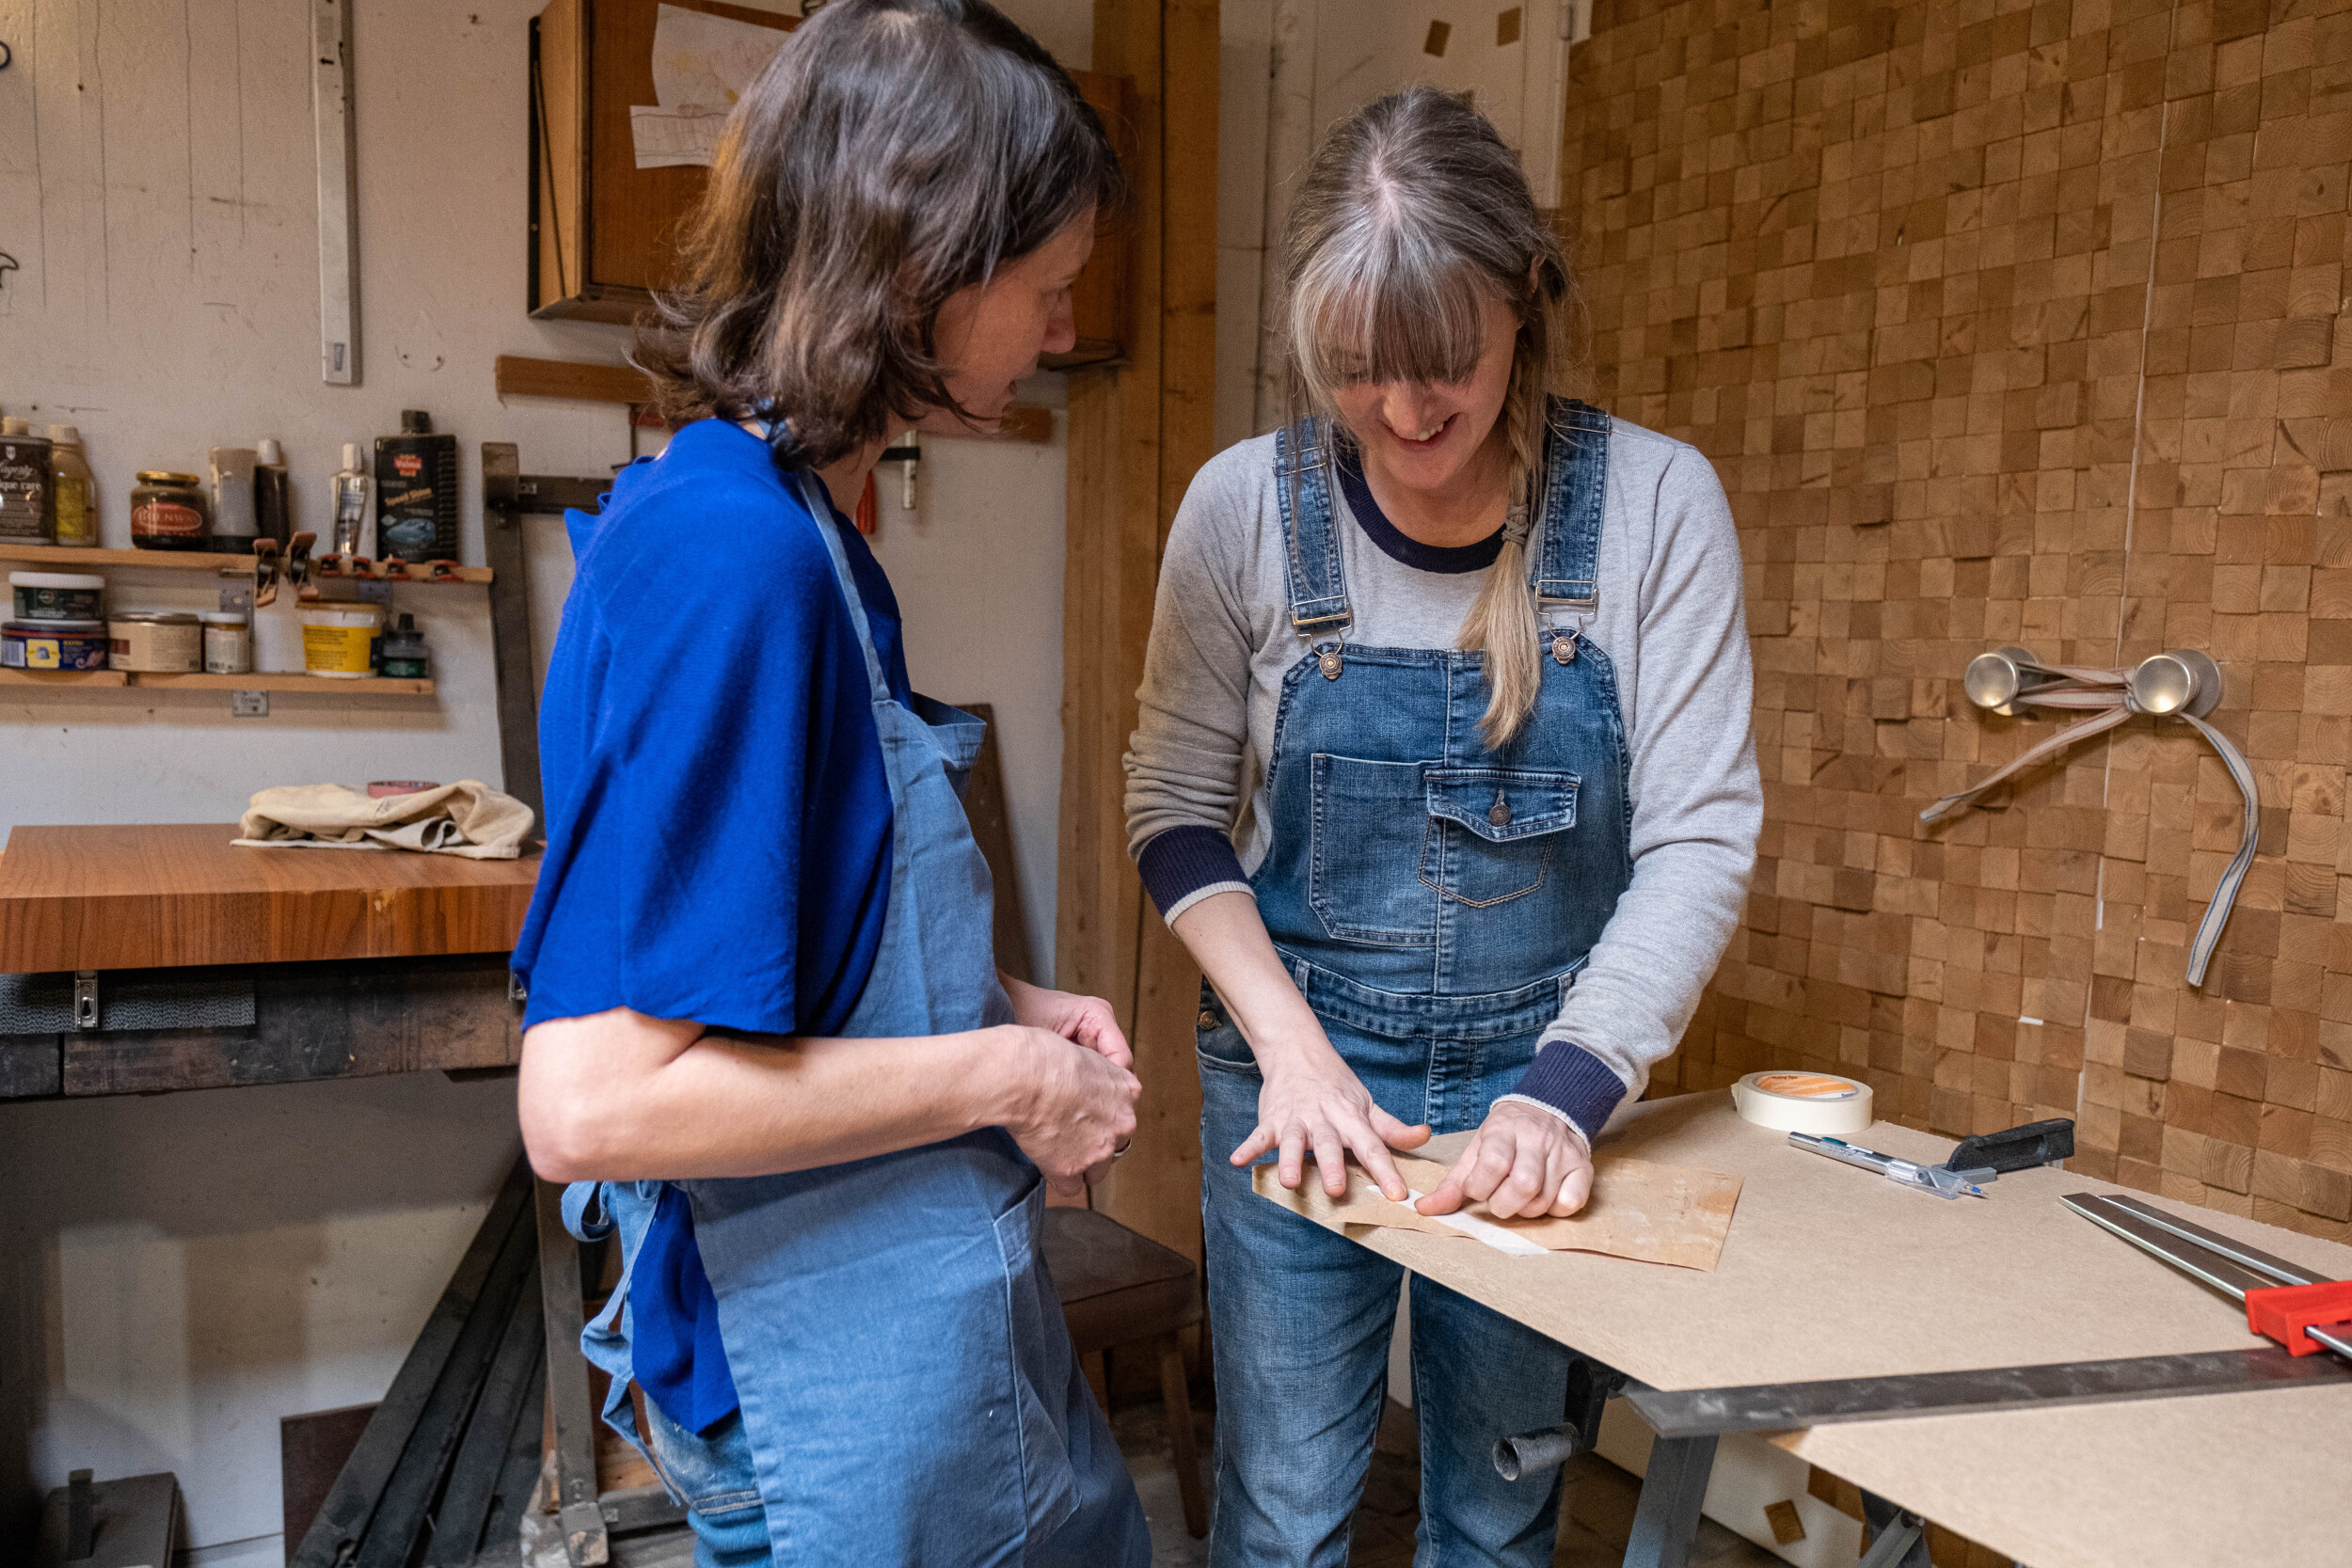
[512,419,910,1433]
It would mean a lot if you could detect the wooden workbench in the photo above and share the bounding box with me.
[1272,1093,2352,1568]
[0,822,538,973]
[0,823,540,1101]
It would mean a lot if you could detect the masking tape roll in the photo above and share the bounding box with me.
[1730,1070,1874,1135]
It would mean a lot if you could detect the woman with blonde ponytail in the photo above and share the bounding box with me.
[1125,87,1761,1563]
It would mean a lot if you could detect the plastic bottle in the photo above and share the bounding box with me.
[207,447,260,546]
[330,442,373,558]
[254,438,293,546]
[46,426,97,547]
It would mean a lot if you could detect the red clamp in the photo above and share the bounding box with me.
[2246,1279,2352,1355]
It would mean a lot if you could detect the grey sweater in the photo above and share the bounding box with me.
[1122,419,1761,1128]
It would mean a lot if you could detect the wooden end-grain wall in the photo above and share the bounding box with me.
[1563,0,2352,1245]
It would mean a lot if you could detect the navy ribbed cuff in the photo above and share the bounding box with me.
[1136,826,1248,918]
[1508,1043,1628,1143]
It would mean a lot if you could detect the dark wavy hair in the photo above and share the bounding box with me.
[635,0,1122,468]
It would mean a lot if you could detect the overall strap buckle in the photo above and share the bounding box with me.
[1276,420,1355,639]
[1529,399,1611,612]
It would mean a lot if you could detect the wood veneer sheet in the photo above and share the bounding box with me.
[1253,1151,1742,1271]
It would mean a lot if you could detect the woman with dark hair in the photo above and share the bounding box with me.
[511,4,1149,1563]
[1125,88,1760,1563]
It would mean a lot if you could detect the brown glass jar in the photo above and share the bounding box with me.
[130,471,211,550]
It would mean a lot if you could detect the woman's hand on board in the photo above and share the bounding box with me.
[1414,1101,1592,1220]
[999,1023,1140,1196]
[1001,974,1134,1070]
[1232,1039,1432,1202]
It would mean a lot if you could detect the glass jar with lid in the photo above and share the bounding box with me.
[130,472,211,551]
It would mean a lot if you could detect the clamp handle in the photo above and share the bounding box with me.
[2246,1279,2352,1356]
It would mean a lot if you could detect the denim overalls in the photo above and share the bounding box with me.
[1197,400,1634,1567]
[568,470,1149,1568]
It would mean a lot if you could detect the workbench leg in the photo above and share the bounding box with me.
[1621,1433,1716,1568]
[1858,1490,1932,1568]
[536,1179,611,1568]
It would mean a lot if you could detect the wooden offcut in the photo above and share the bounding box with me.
[0,823,539,973]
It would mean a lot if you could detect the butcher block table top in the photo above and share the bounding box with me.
[0,823,541,973]
[1272,1092,2352,1568]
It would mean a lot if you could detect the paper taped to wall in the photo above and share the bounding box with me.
[1253,1151,1742,1271]
[651,3,787,110]
[629,4,789,169]
[630,103,730,169]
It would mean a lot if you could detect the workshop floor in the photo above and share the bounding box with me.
[1119,1399,1780,1567]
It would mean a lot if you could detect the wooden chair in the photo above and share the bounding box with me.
[1041,1206,1209,1538]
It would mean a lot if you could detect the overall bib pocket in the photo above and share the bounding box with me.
[1309,753,1438,944]
[1419,767,1580,907]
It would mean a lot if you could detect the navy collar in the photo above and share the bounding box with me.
[1334,445,1503,576]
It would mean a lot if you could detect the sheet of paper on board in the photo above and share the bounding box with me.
[1253,1151,1742,1271]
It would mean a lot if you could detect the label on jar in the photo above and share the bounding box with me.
[111,620,202,672]
[203,624,253,674]
[0,441,52,544]
[133,501,207,539]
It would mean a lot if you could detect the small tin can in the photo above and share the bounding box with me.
[201,611,254,674]
[109,610,203,673]
[130,471,211,551]
[9,572,106,623]
[3,620,109,672]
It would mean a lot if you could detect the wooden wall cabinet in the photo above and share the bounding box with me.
[529,0,1131,368]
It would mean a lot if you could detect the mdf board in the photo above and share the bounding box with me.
[1297,1095,2352,1568]
[529,0,1132,367]
[0,824,540,973]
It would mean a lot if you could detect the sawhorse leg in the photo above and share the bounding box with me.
[1621,1433,1717,1568]
[1859,1490,1933,1568]
[536,1178,610,1568]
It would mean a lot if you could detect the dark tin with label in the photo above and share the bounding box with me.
[0,432,56,546]
[374,410,459,564]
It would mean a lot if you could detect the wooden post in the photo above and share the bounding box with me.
[1057,0,1217,1266]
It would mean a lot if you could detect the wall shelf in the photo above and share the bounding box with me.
[0,670,436,696]
[0,545,491,585]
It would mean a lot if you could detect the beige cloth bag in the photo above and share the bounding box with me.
[234,780,536,860]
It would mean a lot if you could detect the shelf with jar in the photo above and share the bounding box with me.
[0,414,496,709]
[0,670,437,696]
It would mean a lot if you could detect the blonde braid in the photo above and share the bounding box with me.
[1456,352,1546,750]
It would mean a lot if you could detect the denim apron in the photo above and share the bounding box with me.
[1196,400,1635,1567]
[568,470,1147,1568]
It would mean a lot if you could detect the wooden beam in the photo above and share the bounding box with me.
[1060,0,1216,1269]
[493,354,654,405]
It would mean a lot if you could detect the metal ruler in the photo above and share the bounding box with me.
[1622,1192,2352,1438]
[312,0,360,385]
